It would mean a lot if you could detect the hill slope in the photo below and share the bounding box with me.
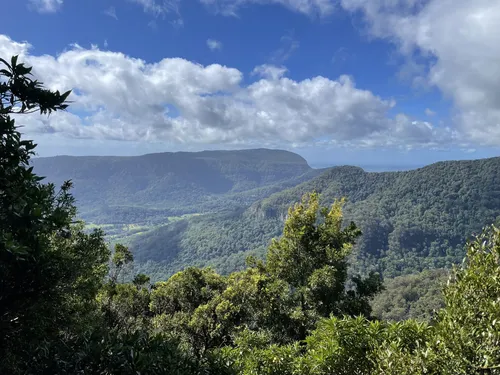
[32,148,316,222]
[130,157,500,280]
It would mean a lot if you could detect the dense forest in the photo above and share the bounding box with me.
[123,157,500,281]
[33,137,500,283]
[3,57,500,374]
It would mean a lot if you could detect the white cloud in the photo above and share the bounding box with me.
[340,0,500,146]
[171,18,184,28]
[252,64,288,80]
[332,47,350,64]
[129,0,180,17]
[104,6,118,20]
[0,35,31,57]
[1,34,453,149]
[129,0,183,27]
[29,0,63,13]
[200,0,335,17]
[425,108,435,116]
[206,39,223,51]
[271,31,299,63]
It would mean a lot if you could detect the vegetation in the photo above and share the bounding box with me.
[371,269,448,321]
[0,55,110,372]
[4,56,500,374]
[127,159,500,281]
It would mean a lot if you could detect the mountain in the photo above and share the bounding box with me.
[129,157,500,281]
[32,150,500,282]
[32,148,318,223]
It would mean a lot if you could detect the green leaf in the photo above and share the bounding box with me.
[61,90,72,101]
[0,68,12,77]
[0,57,12,69]
[16,65,31,76]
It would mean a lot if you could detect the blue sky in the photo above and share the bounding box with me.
[1,0,499,167]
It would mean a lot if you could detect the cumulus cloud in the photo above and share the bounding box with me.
[340,0,500,146]
[200,0,500,146]
[206,39,223,51]
[29,0,63,13]
[1,34,452,149]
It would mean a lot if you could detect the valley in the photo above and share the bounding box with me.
[33,150,500,283]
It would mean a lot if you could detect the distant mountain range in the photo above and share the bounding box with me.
[32,149,500,282]
[32,149,320,223]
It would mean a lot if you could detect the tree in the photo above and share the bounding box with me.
[150,267,227,359]
[371,269,448,322]
[373,225,500,375]
[111,243,134,283]
[133,273,151,288]
[266,192,383,339]
[210,266,296,345]
[430,224,500,374]
[0,56,110,373]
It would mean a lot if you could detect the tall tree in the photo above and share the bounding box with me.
[266,192,383,339]
[0,56,110,373]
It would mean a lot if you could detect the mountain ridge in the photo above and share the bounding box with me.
[31,148,317,222]
[129,156,500,280]
[31,149,500,281]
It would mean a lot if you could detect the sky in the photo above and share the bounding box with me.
[1,0,500,167]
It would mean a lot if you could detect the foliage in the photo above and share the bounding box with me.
[110,243,134,282]
[372,225,500,375]
[216,226,500,375]
[265,193,382,338]
[142,192,384,366]
[131,211,282,281]
[0,55,110,373]
[116,158,500,283]
[217,317,432,375]
[38,329,199,375]
[431,225,500,373]
[0,55,196,375]
[371,268,448,321]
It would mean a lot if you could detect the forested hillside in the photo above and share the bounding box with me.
[371,269,448,321]
[130,158,500,280]
[32,149,319,222]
